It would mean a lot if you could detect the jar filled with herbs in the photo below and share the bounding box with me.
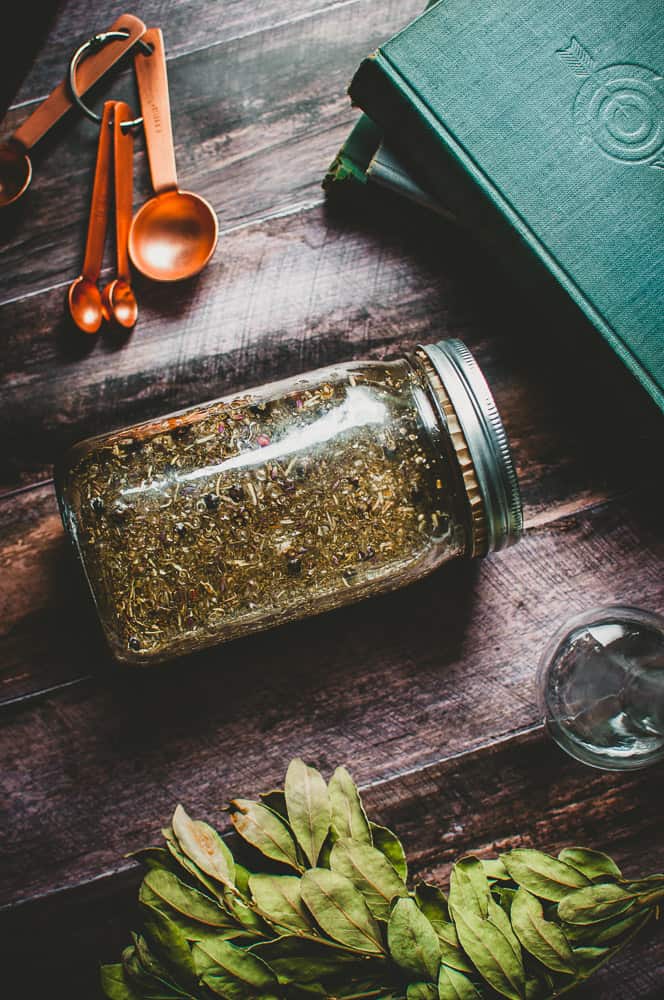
[56,339,523,664]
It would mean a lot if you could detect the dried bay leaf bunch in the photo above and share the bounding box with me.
[101,759,663,1000]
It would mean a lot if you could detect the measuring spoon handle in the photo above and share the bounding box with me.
[11,13,146,152]
[82,101,114,282]
[113,102,134,282]
[133,28,178,194]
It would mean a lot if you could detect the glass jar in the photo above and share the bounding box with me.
[56,339,523,664]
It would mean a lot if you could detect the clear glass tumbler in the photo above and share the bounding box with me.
[538,605,664,770]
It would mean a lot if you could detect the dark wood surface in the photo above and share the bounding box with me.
[1,2,663,997]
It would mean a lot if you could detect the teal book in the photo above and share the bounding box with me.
[349,0,664,412]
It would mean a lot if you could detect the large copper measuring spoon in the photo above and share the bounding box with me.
[101,101,138,329]
[129,28,218,281]
[68,102,114,333]
[0,13,145,209]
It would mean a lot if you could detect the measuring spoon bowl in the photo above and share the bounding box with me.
[128,189,217,282]
[101,277,138,328]
[0,141,32,208]
[69,276,104,334]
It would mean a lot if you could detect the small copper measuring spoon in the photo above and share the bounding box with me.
[68,101,114,334]
[0,13,146,209]
[101,101,138,329]
[129,28,218,281]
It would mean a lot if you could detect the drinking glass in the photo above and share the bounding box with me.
[538,606,664,770]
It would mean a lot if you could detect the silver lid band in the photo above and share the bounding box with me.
[420,339,523,553]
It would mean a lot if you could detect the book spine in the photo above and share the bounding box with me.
[349,53,664,413]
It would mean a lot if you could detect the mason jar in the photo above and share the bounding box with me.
[56,339,523,664]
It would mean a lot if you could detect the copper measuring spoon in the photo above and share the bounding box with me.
[0,13,146,209]
[129,28,218,281]
[68,101,114,333]
[101,101,137,329]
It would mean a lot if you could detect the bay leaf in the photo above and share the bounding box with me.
[141,869,230,927]
[451,905,526,1000]
[194,937,279,998]
[557,883,636,925]
[142,907,198,990]
[300,867,385,954]
[510,887,576,974]
[285,758,332,867]
[328,766,372,844]
[132,933,190,995]
[129,846,181,874]
[234,862,253,898]
[231,798,302,871]
[371,823,408,881]
[437,964,482,1000]
[557,848,622,881]
[407,983,438,1000]
[259,789,288,820]
[501,850,590,902]
[487,897,523,965]
[415,882,450,929]
[562,906,649,946]
[100,964,143,1000]
[449,857,490,918]
[482,858,511,881]
[164,837,226,903]
[388,897,441,981]
[172,805,235,889]
[330,838,408,920]
[249,873,313,933]
[572,945,611,977]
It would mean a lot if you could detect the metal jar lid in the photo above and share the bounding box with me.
[420,339,523,554]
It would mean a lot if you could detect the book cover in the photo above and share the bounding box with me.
[350,0,664,412]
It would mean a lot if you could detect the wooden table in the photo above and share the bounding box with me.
[1,2,663,996]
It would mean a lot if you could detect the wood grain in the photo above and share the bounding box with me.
[2,489,663,911]
[2,727,663,998]
[0,194,662,494]
[0,0,421,303]
[1,0,663,996]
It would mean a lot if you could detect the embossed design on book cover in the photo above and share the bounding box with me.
[557,37,664,168]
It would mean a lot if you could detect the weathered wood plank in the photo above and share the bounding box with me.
[2,727,663,997]
[9,0,355,108]
[1,193,661,494]
[0,0,419,303]
[1,489,663,908]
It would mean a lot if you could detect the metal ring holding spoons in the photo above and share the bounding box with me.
[68,30,153,132]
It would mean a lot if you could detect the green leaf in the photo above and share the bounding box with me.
[557,883,636,925]
[231,798,302,871]
[557,847,622,881]
[487,897,523,965]
[501,850,590,902]
[141,869,230,927]
[415,883,450,929]
[131,934,189,995]
[164,836,224,902]
[482,859,511,882]
[388,897,441,981]
[285,758,332,867]
[194,938,279,998]
[142,908,197,991]
[250,934,388,981]
[328,766,372,844]
[234,862,253,897]
[437,964,482,1000]
[451,905,526,1000]
[562,906,649,946]
[449,857,490,918]
[572,945,611,977]
[371,823,408,881]
[407,983,438,1000]
[510,888,576,975]
[172,805,235,889]
[259,789,288,820]
[100,964,143,1000]
[129,846,181,874]
[330,838,408,920]
[249,873,313,933]
[300,867,385,954]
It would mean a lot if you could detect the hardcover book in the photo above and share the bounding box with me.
[349,0,664,412]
